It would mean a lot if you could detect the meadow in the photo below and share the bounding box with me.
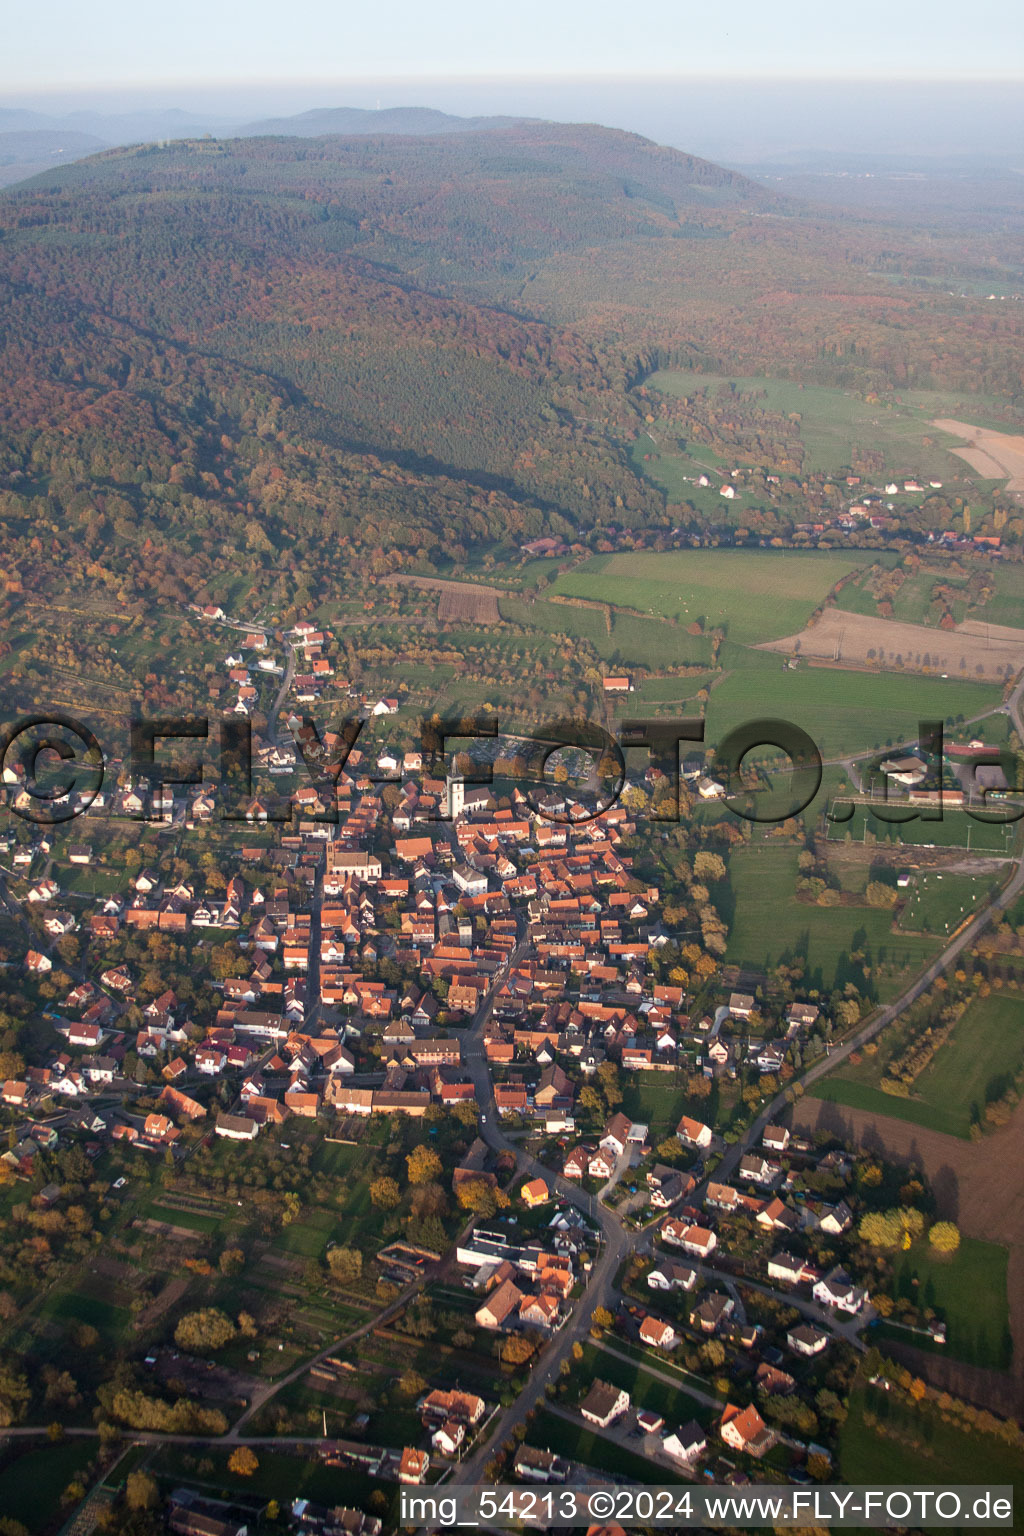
[704,665,1000,759]
[841,1384,1024,1487]
[645,370,975,480]
[553,549,867,645]
[824,803,1019,855]
[820,993,1024,1140]
[881,1236,1011,1370]
[724,845,940,1000]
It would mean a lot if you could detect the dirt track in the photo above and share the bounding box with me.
[758,606,1024,681]
[794,1094,1024,1397]
[932,418,1024,495]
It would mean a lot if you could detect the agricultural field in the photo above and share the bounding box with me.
[819,994,1024,1140]
[385,574,502,625]
[724,845,941,1001]
[757,605,1024,683]
[553,549,867,645]
[644,370,983,480]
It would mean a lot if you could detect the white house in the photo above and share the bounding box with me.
[813,1266,868,1314]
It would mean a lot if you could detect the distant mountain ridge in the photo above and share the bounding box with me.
[235,105,536,137]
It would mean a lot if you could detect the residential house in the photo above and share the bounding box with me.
[813,1266,868,1315]
[579,1380,630,1428]
[720,1402,775,1459]
[787,1323,830,1357]
[663,1421,708,1465]
[639,1315,677,1351]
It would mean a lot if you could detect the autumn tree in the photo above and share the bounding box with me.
[174,1308,236,1353]
[327,1246,363,1282]
[929,1220,961,1253]
[406,1145,443,1185]
[369,1176,401,1210]
[228,1447,259,1477]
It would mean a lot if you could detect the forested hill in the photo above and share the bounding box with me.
[0,122,1020,617]
[234,106,537,137]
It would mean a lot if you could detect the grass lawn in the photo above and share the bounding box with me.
[841,1384,1024,1489]
[553,550,867,645]
[584,1341,712,1425]
[36,1286,133,1338]
[619,1074,690,1139]
[880,1237,1011,1369]
[820,994,1024,1140]
[272,1208,337,1259]
[725,845,939,1000]
[0,1438,99,1530]
[149,1442,397,1515]
[824,802,1019,855]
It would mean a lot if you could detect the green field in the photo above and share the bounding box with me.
[646,371,976,480]
[825,802,1019,855]
[725,846,940,1000]
[0,1438,100,1529]
[878,1237,1011,1370]
[704,665,1001,760]
[582,1341,712,1426]
[895,870,1001,936]
[553,550,867,645]
[500,592,712,669]
[819,994,1024,1139]
[619,1074,690,1138]
[148,1442,397,1514]
[841,1384,1024,1489]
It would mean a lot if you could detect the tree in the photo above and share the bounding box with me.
[327,1246,363,1282]
[929,1220,961,1253]
[228,1447,259,1477]
[369,1176,400,1210]
[693,851,726,883]
[218,1247,245,1276]
[406,1145,443,1185]
[866,882,898,909]
[174,1308,236,1353]
[590,1306,613,1335]
[455,1178,497,1216]
[500,1334,536,1365]
[125,1471,159,1511]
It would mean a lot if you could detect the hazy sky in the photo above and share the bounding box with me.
[6,0,1022,92]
